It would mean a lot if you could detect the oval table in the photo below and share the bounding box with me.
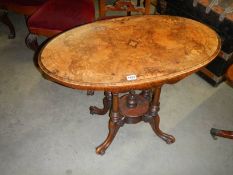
[38,15,221,155]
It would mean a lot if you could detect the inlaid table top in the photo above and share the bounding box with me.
[38,15,221,92]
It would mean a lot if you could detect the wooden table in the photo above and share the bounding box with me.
[38,15,221,155]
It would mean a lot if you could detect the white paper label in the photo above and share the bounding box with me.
[126,75,137,81]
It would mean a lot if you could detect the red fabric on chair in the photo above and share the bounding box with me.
[27,0,95,37]
[0,0,46,39]
[0,0,46,15]
[12,0,45,5]
[0,0,46,6]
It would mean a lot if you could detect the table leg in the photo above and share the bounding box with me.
[146,86,175,144]
[96,93,123,155]
[90,91,112,115]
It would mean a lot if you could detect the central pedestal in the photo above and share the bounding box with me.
[90,88,175,155]
[119,93,149,117]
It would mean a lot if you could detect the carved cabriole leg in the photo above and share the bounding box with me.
[146,86,175,144]
[90,91,112,115]
[0,10,15,39]
[25,33,39,51]
[149,115,175,144]
[96,93,123,155]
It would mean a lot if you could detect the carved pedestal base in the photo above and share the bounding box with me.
[90,87,175,155]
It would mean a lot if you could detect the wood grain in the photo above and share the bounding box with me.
[38,15,221,92]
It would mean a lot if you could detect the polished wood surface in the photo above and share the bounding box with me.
[38,15,221,155]
[38,15,221,92]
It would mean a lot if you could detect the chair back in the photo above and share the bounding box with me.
[99,0,151,19]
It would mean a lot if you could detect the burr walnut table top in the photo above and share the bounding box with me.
[38,15,221,92]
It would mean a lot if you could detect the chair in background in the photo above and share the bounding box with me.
[87,0,152,96]
[210,64,233,140]
[25,0,95,51]
[98,0,151,19]
[0,0,46,38]
[88,0,152,106]
[136,0,158,14]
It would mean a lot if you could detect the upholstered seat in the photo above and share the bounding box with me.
[0,0,45,10]
[1,0,45,15]
[1,0,45,5]
[26,0,95,50]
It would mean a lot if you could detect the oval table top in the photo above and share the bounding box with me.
[38,15,221,92]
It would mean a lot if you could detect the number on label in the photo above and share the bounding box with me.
[127,75,137,81]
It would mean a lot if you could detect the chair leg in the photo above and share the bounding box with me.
[25,33,39,51]
[210,128,233,140]
[0,9,15,39]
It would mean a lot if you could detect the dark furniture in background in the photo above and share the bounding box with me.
[210,64,233,140]
[0,0,95,51]
[98,0,151,19]
[26,0,95,50]
[0,0,46,38]
[160,0,233,86]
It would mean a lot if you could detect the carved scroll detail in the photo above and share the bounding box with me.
[106,0,146,14]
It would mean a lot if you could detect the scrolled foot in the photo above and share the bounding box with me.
[89,91,112,115]
[89,105,109,115]
[149,115,175,144]
[96,147,106,155]
[158,132,175,144]
[96,120,120,155]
